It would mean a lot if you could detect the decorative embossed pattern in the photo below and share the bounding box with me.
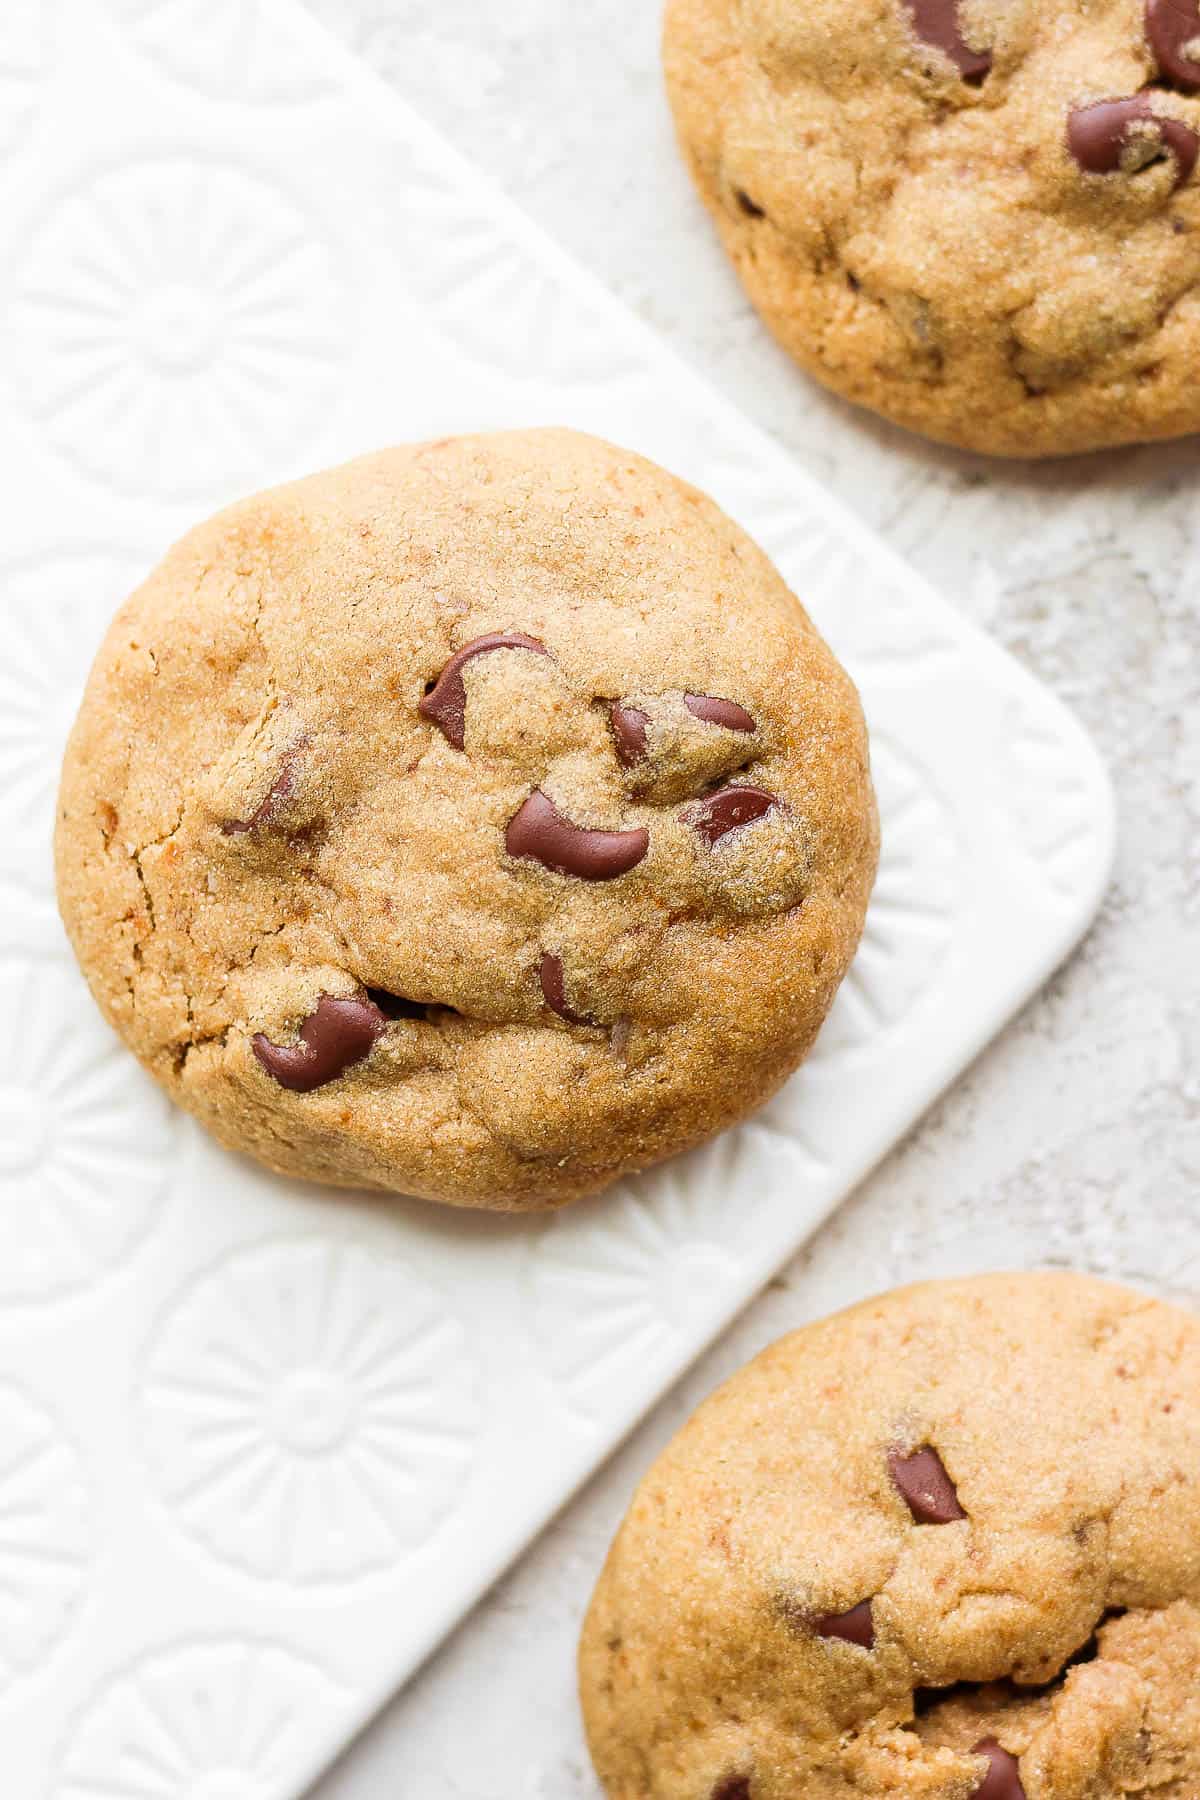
[57,1641,345,1798]
[0,549,158,949]
[140,1239,482,1583]
[10,159,345,501]
[526,1132,788,1418]
[0,1384,91,1694]
[0,0,51,158]
[105,0,338,102]
[0,1,1113,1795]
[996,697,1111,900]
[0,959,173,1306]
[391,137,647,386]
[809,734,964,1068]
[0,550,150,847]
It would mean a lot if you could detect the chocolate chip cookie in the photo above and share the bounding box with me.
[580,1272,1200,1796]
[55,430,876,1210]
[665,0,1200,456]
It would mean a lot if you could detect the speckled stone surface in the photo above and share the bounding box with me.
[305,3,1200,1794]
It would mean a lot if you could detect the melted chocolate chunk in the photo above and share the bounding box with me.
[221,739,308,836]
[1147,0,1200,91]
[539,952,594,1026]
[971,1740,1025,1800]
[682,785,779,847]
[610,701,650,766]
[712,1781,752,1800]
[814,1600,875,1649]
[684,693,757,734]
[901,0,992,80]
[888,1445,966,1524]
[506,789,649,880]
[419,631,549,749]
[735,189,766,219]
[252,994,385,1092]
[1067,94,1198,185]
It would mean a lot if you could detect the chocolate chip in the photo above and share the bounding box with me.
[506,789,649,880]
[735,189,765,219]
[684,693,758,734]
[712,1781,752,1800]
[901,0,992,80]
[419,631,549,749]
[252,994,385,1092]
[814,1600,875,1649]
[682,785,778,847]
[970,1740,1025,1800]
[1067,95,1199,185]
[610,701,650,766]
[221,738,308,835]
[539,952,594,1025]
[1147,0,1200,91]
[888,1446,966,1524]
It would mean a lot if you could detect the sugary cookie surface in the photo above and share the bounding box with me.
[580,1272,1200,1796]
[55,430,876,1209]
[665,0,1200,455]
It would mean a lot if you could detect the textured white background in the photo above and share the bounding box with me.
[300,3,1200,1796]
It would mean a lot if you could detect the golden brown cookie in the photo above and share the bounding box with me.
[580,1272,1200,1796]
[55,430,876,1210]
[664,0,1200,456]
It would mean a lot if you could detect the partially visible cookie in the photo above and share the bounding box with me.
[55,429,876,1210]
[665,0,1200,456]
[580,1272,1200,1796]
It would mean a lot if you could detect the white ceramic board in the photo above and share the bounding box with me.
[0,1,1116,1793]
